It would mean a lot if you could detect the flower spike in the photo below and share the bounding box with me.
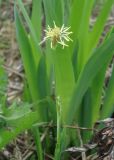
[39,21,73,49]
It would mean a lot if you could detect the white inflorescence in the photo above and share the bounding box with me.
[39,21,73,49]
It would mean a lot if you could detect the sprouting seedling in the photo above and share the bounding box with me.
[39,21,73,49]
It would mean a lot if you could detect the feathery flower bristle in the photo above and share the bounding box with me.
[39,21,73,49]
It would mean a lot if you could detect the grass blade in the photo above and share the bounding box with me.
[66,35,114,124]
[43,0,64,25]
[31,0,42,41]
[76,0,94,73]
[53,47,75,123]
[32,127,43,160]
[14,7,45,121]
[16,0,40,50]
[88,0,114,53]
[101,65,114,118]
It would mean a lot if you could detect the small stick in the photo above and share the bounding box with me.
[76,124,86,160]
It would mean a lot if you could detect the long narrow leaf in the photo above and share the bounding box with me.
[31,0,42,41]
[88,0,114,54]
[16,0,41,51]
[53,47,75,123]
[66,35,114,124]
[76,0,94,74]
[101,65,114,118]
[90,28,114,124]
[14,7,45,121]
[43,0,63,26]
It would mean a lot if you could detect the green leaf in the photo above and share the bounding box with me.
[56,35,114,157]
[43,0,64,26]
[37,56,48,99]
[0,63,7,96]
[3,102,31,120]
[15,7,38,101]
[76,0,94,74]
[66,35,114,124]
[88,0,114,54]
[16,0,40,50]
[53,46,75,159]
[68,0,85,58]
[82,90,93,142]
[101,65,114,118]
[0,62,8,115]
[89,29,114,124]
[88,27,114,125]
[0,110,38,149]
[14,7,45,121]
[69,0,84,40]
[37,55,49,121]
[31,0,42,41]
[52,47,75,123]
[32,127,43,160]
[0,99,48,149]
[90,68,106,123]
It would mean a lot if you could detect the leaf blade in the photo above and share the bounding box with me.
[66,35,114,124]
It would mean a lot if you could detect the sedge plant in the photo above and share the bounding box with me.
[0,0,114,159]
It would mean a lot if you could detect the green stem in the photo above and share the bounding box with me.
[32,126,43,160]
